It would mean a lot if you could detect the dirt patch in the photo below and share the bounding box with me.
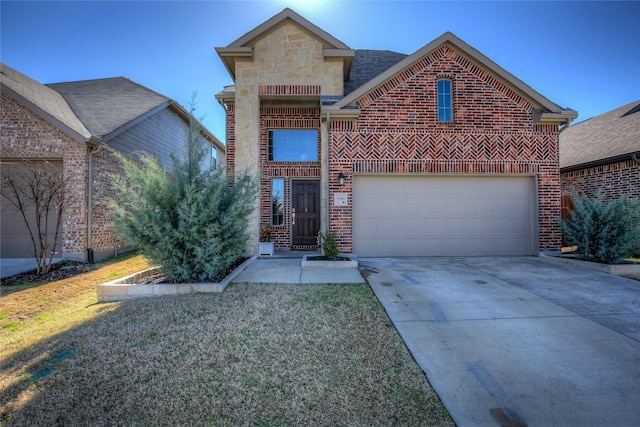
[1,261,92,287]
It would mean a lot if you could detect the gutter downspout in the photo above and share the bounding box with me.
[87,141,106,263]
[558,117,574,134]
[632,153,640,165]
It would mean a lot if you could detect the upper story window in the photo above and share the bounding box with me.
[437,79,452,122]
[269,129,318,162]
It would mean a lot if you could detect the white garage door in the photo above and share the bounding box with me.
[353,175,536,257]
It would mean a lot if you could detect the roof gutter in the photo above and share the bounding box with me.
[560,151,640,173]
[534,109,578,132]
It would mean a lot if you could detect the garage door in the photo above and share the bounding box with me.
[353,175,536,257]
[1,161,62,258]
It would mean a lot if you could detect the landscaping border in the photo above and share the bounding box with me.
[96,256,257,302]
[545,256,640,278]
[301,254,358,268]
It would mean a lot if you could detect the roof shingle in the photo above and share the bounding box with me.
[47,77,169,139]
[559,100,640,169]
[1,63,91,141]
[344,49,407,97]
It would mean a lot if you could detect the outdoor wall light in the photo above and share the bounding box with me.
[338,172,345,186]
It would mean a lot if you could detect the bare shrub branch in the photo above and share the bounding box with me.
[1,160,74,274]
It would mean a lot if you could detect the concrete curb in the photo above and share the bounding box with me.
[96,256,257,302]
[301,254,358,268]
[543,255,640,277]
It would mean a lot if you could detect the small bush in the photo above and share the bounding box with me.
[560,191,640,264]
[319,231,339,260]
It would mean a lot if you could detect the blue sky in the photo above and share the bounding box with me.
[2,1,638,141]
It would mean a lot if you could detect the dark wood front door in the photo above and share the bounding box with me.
[292,180,320,246]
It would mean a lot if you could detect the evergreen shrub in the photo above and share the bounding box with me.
[319,231,339,260]
[560,191,640,264]
[108,110,257,281]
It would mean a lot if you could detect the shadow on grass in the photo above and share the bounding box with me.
[1,284,454,426]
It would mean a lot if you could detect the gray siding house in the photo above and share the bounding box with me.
[1,63,225,261]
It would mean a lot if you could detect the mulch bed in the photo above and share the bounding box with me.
[1,261,92,287]
[133,257,249,284]
[1,257,249,287]
[306,255,352,262]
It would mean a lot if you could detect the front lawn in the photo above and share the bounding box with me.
[0,257,453,426]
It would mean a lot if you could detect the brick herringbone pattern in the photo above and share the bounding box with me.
[331,131,557,162]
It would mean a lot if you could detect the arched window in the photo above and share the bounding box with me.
[437,79,452,122]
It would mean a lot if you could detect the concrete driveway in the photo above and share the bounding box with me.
[360,257,640,427]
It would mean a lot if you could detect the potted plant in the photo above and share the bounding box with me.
[258,224,274,256]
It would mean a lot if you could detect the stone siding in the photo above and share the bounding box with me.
[232,22,343,250]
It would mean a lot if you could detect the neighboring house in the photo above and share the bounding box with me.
[560,100,640,203]
[1,63,225,262]
[215,8,577,257]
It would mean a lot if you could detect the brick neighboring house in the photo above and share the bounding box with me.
[560,100,640,204]
[215,8,577,257]
[1,63,225,262]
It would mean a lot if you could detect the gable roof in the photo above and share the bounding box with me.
[1,63,92,143]
[326,32,577,124]
[48,77,171,141]
[1,64,224,152]
[227,7,349,50]
[216,8,354,81]
[559,100,640,171]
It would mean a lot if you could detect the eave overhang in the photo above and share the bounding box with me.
[321,105,361,120]
[215,47,254,81]
[324,48,355,81]
[534,109,579,125]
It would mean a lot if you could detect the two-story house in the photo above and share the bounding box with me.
[215,8,576,257]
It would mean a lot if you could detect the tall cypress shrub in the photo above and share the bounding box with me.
[560,191,640,264]
[108,107,257,281]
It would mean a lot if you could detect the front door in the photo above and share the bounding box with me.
[291,180,320,247]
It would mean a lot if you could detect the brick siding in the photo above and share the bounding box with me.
[91,148,128,258]
[221,45,564,255]
[225,104,236,177]
[2,93,130,261]
[328,44,561,254]
[561,159,640,203]
[258,106,321,248]
[1,94,88,260]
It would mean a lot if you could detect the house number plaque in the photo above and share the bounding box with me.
[334,193,348,207]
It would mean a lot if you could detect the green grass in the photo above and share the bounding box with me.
[1,321,22,332]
